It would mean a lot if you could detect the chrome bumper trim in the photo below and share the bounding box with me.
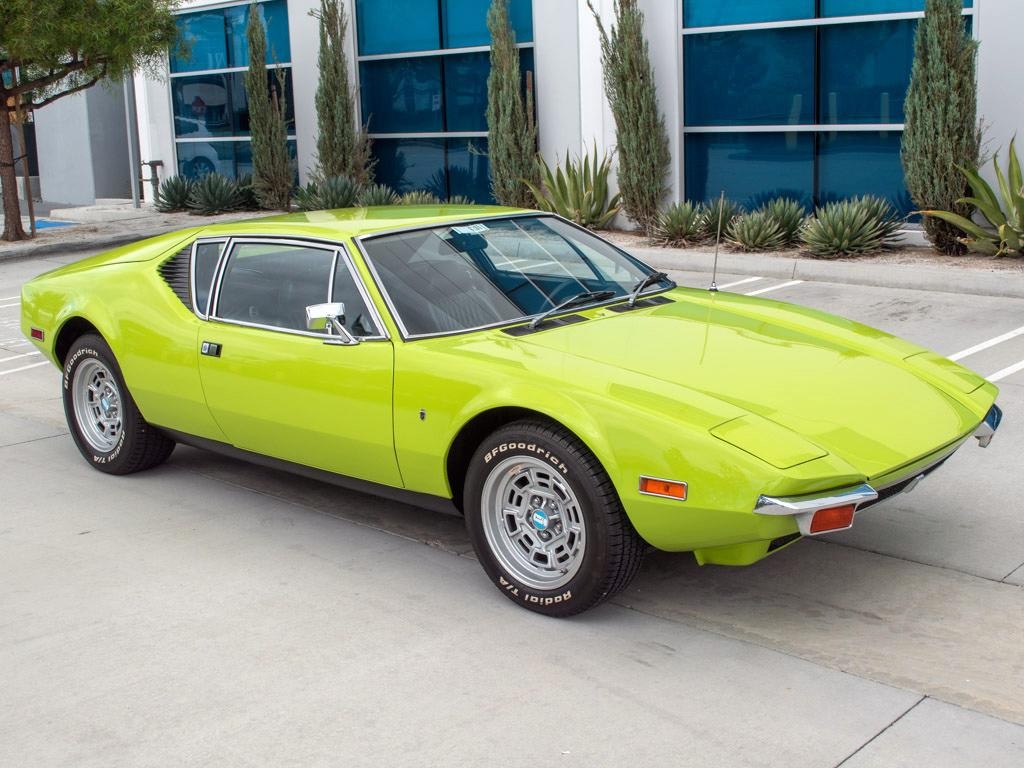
[973,404,1003,448]
[754,483,878,536]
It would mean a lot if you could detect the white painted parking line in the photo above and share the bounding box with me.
[0,295,18,301]
[988,359,1024,383]
[0,361,49,377]
[717,276,764,290]
[0,303,20,309]
[0,351,40,364]
[949,324,1024,362]
[745,280,804,297]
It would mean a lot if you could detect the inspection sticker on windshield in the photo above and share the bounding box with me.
[451,223,489,235]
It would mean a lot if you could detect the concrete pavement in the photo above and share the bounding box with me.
[2,251,1024,766]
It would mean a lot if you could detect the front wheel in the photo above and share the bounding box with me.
[62,334,175,475]
[464,420,644,617]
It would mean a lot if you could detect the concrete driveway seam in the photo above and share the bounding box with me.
[833,696,927,768]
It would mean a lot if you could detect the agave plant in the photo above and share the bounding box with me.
[650,202,704,247]
[727,210,786,251]
[700,198,743,240]
[800,196,903,258]
[293,182,323,212]
[523,144,621,230]
[758,197,807,246]
[922,138,1024,257]
[356,183,401,207]
[236,174,260,211]
[400,190,443,205]
[154,176,194,213]
[446,195,475,205]
[187,173,242,216]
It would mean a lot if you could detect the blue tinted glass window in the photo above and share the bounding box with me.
[444,0,533,47]
[356,0,440,55]
[684,28,814,126]
[685,132,814,210]
[177,141,237,179]
[360,58,444,133]
[448,138,492,203]
[373,138,447,195]
[822,0,970,16]
[818,131,911,214]
[444,52,490,132]
[224,1,291,67]
[683,0,814,28]
[171,12,227,73]
[820,20,915,124]
[172,70,295,138]
[236,139,298,183]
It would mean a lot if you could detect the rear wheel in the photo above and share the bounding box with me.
[62,334,175,474]
[464,420,644,616]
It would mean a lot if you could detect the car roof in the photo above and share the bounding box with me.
[193,204,532,242]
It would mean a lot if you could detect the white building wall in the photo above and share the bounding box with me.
[976,0,1024,176]
[286,0,319,183]
[533,0,582,164]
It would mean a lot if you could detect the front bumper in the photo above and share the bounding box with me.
[754,403,1003,536]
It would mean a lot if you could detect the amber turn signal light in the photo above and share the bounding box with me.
[808,503,856,534]
[639,476,688,500]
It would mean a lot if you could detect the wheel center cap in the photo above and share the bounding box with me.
[531,509,549,531]
[100,396,111,413]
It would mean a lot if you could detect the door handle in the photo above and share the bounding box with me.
[201,341,222,358]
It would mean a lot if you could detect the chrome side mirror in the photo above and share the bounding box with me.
[305,302,358,345]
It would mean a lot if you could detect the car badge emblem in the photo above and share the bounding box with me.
[531,510,549,531]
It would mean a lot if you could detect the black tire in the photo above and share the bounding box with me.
[62,334,175,475]
[464,419,644,617]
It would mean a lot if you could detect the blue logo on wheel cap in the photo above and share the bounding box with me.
[531,510,549,531]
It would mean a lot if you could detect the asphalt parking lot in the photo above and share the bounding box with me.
[2,248,1023,766]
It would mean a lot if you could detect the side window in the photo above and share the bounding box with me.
[215,242,334,333]
[332,256,381,338]
[193,240,225,316]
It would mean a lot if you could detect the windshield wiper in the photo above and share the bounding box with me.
[529,290,616,329]
[627,271,669,307]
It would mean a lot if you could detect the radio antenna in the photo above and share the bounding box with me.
[709,190,725,292]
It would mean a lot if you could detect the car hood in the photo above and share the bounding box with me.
[518,290,986,478]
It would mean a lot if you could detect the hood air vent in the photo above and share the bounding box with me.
[158,245,192,308]
[607,295,675,313]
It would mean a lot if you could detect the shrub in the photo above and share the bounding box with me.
[294,175,359,211]
[486,0,538,207]
[310,0,373,183]
[447,195,475,205]
[758,197,806,246]
[524,145,621,230]
[154,175,193,213]
[902,0,980,255]
[400,190,442,205]
[187,174,242,216]
[650,202,704,247]
[246,7,293,210]
[357,183,400,206]
[727,211,786,251]
[800,196,903,258]
[922,139,1024,257]
[588,0,670,233]
[700,198,743,240]
[236,173,259,211]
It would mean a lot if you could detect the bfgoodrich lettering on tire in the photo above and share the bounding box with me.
[62,334,175,475]
[464,419,644,617]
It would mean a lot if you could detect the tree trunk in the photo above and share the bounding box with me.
[0,105,28,242]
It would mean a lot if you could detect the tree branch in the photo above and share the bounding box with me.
[29,66,107,109]
[10,57,103,97]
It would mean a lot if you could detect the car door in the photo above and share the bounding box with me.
[197,237,402,488]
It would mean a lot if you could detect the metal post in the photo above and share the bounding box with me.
[123,76,141,208]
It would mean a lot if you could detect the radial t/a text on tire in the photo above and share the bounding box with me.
[464,419,644,617]
[62,333,175,475]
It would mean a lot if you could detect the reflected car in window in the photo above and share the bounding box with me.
[19,206,1002,616]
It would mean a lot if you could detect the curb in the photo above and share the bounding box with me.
[630,246,1024,300]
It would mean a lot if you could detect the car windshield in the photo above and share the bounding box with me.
[359,215,673,337]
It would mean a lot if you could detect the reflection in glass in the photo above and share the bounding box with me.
[818,131,911,214]
[683,0,814,28]
[684,28,814,126]
[360,58,444,133]
[444,0,533,47]
[356,0,440,55]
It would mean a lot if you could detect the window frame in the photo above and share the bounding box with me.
[201,236,390,342]
[353,213,672,342]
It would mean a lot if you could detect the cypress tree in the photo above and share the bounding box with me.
[311,0,373,183]
[486,0,538,208]
[902,0,980,255]
[588,0,670,234]
[245,1,293,210]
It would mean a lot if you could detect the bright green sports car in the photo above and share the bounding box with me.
[20,206,1002,616]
